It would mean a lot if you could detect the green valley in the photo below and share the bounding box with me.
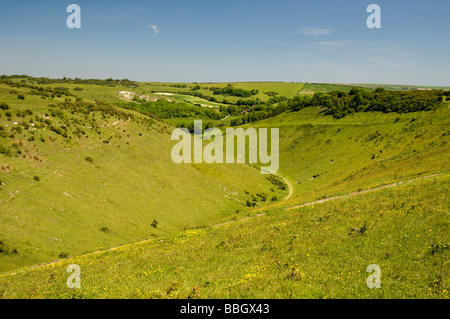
[0,75,448,299]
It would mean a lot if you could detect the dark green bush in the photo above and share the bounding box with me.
[100,226,111,233]
[0,146,12,157]
[0,240,18,255]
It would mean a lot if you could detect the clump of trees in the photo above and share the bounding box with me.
[288,88,446,118]
[0,75,139,88]
[213,84,259,98]
[228,87,448,125]
[266,175,288,191]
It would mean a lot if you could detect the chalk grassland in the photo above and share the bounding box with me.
[16,81,302,107]
[162,93,227,109]
[0,175,447,299]
[0,81,284,273]
[213,82,304,101]
[0,77,449,298]
[299,83,365,94]
[241,102,449,209]
[356,83,450,91]
[300,83,450,95]
[141,82,304,102]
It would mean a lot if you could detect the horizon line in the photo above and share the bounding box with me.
[2,74,450,88]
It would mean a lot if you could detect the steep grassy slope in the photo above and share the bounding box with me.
[0,174,447,299]
[0,78,448,299]
[244,104,449,207]
[0,82,283,273]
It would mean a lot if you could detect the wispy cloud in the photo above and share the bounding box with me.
[147,24,159,37]
[366,56,418,68]
[262,39,309,48]
[262,39,350,51]
[296,27,334,36]
[140,21,159,37]
[310,40,351,50]
[384,47,417,58]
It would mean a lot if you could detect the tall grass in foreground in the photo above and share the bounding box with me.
[0,175,447,299]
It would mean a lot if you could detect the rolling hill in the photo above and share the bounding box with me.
[0,78,286,273]
[0,76,448,299]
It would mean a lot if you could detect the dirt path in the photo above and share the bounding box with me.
[285,173,440,210]
[1,173,442,277]
[280,175,293,201]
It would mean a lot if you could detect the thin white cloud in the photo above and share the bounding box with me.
[262,39,350,51]
[312,41,349,46]
[262,39,309,48]
[147,24,159,36]
[366,57,418,68]
[384,47,417,58]
[310,41,351,50]
[296,27,334,36]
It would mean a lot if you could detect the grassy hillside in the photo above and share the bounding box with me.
[0,76,448,299]
[243,104,449,207]
[299,83,368,94]
[0,80,284,273]
[141,82,303,103]
[0,174,447,299]
[300,83,450,94]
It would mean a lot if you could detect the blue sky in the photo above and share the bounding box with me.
[0,0,449,85]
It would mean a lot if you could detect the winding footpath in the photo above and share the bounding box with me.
[284,173,440,210]
[279,174,293,201]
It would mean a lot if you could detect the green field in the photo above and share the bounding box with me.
[356,83,450,91]
[0,76,448,299]
[246,104,449,206]
[161,93,227,108]
[0,80,285,273]
[0,174,447,299]
[141,82,303,103]
[300,83,450,95]
[299,83,372,94]
[203,82,304,101]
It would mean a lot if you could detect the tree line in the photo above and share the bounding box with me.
[0,75,139,88]
[229,88,449,124]
[289,88,448,118]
